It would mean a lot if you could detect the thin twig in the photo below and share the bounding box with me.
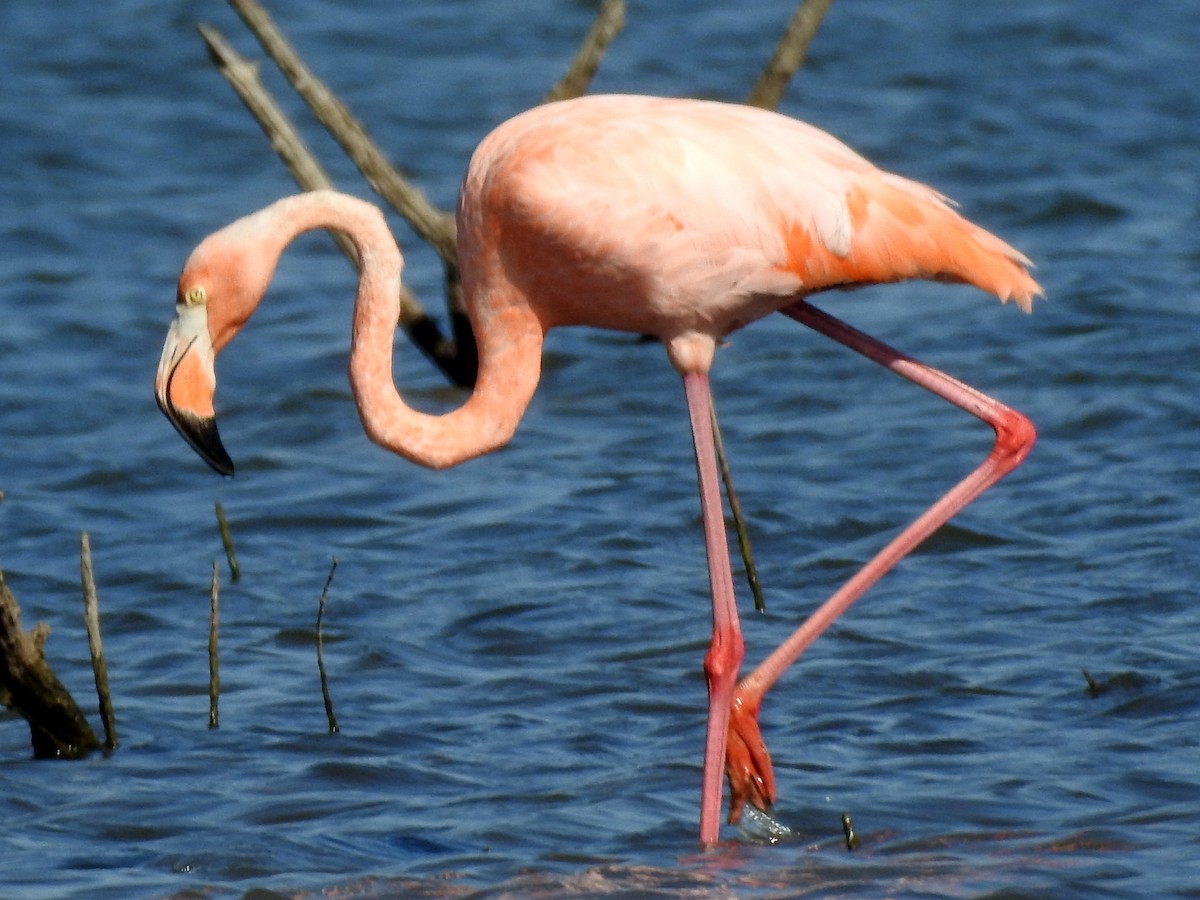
[223,0,457,259]
[222,0,472,375]
[198,20,477,386]
[79,532,117,750]
[543,0,627,102]
[316,559,339,734]
[746,0,837,110]
[214,500,241,582]
[731,0,838,599]
[710,398,765,612]
[209,562,220,729]
[197,25,357,264]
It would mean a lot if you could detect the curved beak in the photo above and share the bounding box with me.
[154,305,235,476]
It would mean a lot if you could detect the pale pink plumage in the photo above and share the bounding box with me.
[156,94,1040,845]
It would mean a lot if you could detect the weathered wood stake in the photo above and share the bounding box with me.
[214,501,240,582]
[710,398,765,612]
[316,559,339,734]
[79,532,117,750]
[0,566,99,758]
[209,562,220,728]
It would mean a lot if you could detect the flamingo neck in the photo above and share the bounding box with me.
[267,191,544,470]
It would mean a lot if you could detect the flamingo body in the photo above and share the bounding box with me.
[460,96,1035,353]
[155,94,1040,845]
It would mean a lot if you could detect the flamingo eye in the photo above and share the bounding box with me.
[183,286,208,307]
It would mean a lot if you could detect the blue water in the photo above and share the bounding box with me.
[2,1,1198,896]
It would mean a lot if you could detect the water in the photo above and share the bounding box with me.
[1,0,1198,896]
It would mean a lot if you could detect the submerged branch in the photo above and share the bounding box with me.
[209,562,220,729]
[79,533,117,750]
[543,0,627,103]
[223,0,457,258]
[213,499,241,582]
[746,0,837,110]
[198,23,475,385]
[315,559,339,734]
[841,811,859,851]
[710,399,765,613]
[0,566,100,759]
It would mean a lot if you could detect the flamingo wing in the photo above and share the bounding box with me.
[463,95,1039,343]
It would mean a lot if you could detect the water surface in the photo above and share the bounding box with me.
[1,1,1198,897]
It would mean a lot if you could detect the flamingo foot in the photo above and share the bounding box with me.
[724,689,777,824]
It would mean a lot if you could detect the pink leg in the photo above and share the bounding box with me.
[682,371,745,845]
[725,299,1036,822]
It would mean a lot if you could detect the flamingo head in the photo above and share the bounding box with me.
[154,225,280,476]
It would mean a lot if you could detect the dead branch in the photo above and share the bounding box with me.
[543,0,627,103]
[0,566,100,758]
[315,559,339,734]
[198,23,476,386]
[710,399,765,612]
[79,533,117,750]
[746,0,837,110]
[223,0,457,258]
[209,562,220,728]
[206,0,633,386]
[213,499,241,582]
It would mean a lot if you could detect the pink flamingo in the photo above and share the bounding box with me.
[155,94,1039,845]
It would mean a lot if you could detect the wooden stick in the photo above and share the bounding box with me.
[543,0,626,102]
[197,25,356,264]
[1,566,99,758]
[316,559,339,734]
[730,0,839,601]
[219,0,474,375]
[209,562,220,729]
[79,532,117,750]
[198,21,477,387]
[746,0,837,110]
[223,0,457,258]
[219,0,632,382]
[213,500,241,582]
[709,399,765,612]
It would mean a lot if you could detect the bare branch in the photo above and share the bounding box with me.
[198,22,477,386]
[1,566,99,758]
[746,0,836,110]
[222,0,457,259]
[80,533,117,750]
[212,499,241,582]
[543,0,627,103]
[710,399,764,613]
[209,562,220,729]
[315,559,339,734]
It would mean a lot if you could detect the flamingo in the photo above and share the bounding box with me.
[155,94,1040,845]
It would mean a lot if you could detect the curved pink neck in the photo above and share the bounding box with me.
[265,191,544,469]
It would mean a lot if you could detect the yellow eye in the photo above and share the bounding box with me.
[183,286,207,307]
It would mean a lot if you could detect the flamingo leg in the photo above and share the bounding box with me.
[724,299,1036,823]
[682,371,746,845]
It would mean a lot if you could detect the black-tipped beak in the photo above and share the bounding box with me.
[155,391,236,476]
[156,304,236,477]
